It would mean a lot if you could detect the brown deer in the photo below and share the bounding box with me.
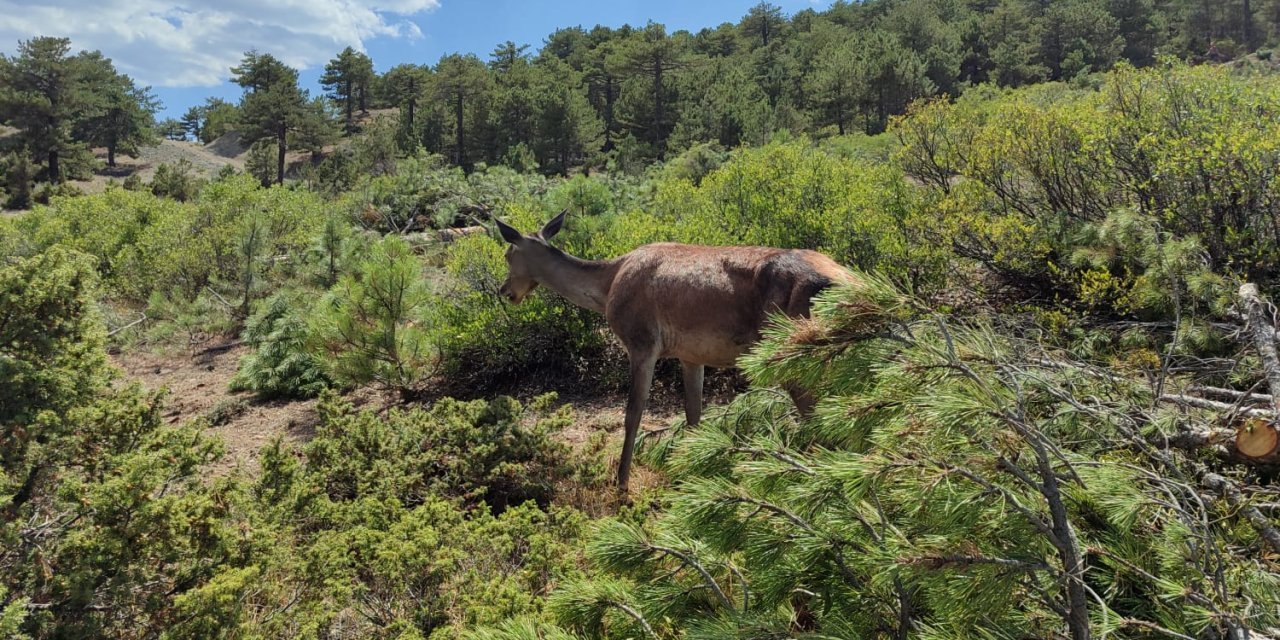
[494,211,854,491]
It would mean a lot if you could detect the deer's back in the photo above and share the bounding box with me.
[604,243,851,366]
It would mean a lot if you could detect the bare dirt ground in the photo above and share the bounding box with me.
[111,346,320,475]
[74,138,247,195]
[111,346,698,487]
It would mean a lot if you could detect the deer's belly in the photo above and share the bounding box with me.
[660,328,756,368]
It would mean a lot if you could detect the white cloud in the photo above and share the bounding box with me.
[0,0,439,87]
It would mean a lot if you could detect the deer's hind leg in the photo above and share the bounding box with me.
[785,384,817,418]
[617,347,658,492]
[681,361,705,426]
[781,279,827,419]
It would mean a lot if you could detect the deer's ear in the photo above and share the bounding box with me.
[539,209,567,240]
[495,218,523,244]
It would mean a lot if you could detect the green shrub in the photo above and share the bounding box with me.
[245,139,278,187]
[0,247,107,441]
[3,152,33,209]
[141,288,238,347]
[659,142,728,186]
[895,61,1280,311]
[1,245,242,640]
[433,230,618,394]
[18,175,327,305]
[202,397,249,426]
[301,391,601,509]
[650,138,936,288]
[230,292,331,399]
[121,171,144,190]
[150,158,204,201]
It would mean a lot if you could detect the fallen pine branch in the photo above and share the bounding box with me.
[107,313,146,337]
[1199,470,1280,555]
[192,339,243,358]
[1233,284,1280,460]
[1186,384,1272,406]
[1158,393,1275,419]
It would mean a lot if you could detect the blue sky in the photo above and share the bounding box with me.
[0,0,826,121]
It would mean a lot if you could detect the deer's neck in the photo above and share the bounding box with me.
[535,248,619,314]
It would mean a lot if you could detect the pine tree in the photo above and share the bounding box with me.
[490,55,540,164]
[741,2,787,47]
[381,63,430,131]
[534,60,604,174]
[614,23,687,156]
[232,52,317,184]
[582,41,623,152]
[535,276,1280,640]
[490,40,530,73]
[308,236,436,397]
[199,98,239,144]
[0,37,98,182]
[806,40,859,135]
[433,54,490,169]
[76,73,159,166]
[321,46,374,133]
[179,105,203,141]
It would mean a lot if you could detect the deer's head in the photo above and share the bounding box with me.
[494,209,567,304]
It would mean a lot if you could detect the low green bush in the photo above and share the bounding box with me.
[230,292,331,399]
[432,230,619,394]
[301,390,603,510]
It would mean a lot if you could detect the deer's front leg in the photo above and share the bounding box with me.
[681,361,704,426]
[617,350,658,492]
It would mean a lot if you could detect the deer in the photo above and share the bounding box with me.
[494,210,855,491]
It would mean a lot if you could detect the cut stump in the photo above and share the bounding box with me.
[1235,418,1280,459]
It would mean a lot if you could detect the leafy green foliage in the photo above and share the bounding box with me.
[0,241,601,639]
[649,139,938,288]
[231,393,604,638]
[304,391,601,509]
[896,61,1280,312]
[0,245,254,640]
[433,230,617,393]
[149,158,204,201]
[0,247,107,452]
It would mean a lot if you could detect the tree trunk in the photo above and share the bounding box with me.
[3,465,41,523]
[107,143,116,168]
[47,108,61,183]
[653,65,665,151]
[48,149,60,184]
[1236,283,1280,457]
[276,121,287,185]
[1243,0,1254,47]
[406,97,416,129]
[454,93,465,168]
[345,81,354,132]
[604,75,617,152]
[1239,284,1280,409]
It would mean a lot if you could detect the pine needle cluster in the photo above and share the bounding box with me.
[516,277,1280,640]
